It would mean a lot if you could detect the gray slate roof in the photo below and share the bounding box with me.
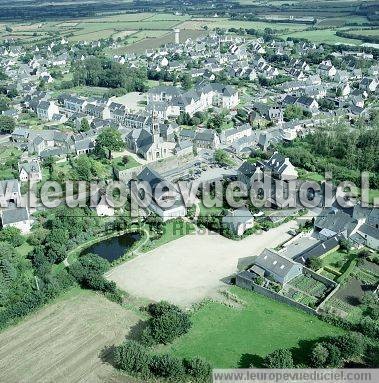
[1,207,29,225]
[253,249,300,279]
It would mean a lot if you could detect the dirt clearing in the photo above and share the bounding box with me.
[107,221,298,307]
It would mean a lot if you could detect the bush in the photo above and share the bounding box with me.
[184,357,212,381]
[263,349,294,368]
[140,326,156,347]
[149,353,185,380]
[310,343,329,367]
[143,301,192,345]
[114,340,151,376]
[147,301,182,317]
[332,333,366,359]
[358,317,379,339]
[103,290,123,305]
[148,308,191,345]
[68,253,111,292]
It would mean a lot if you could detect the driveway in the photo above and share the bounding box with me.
[106,220,298,307]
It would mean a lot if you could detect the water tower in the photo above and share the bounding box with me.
[173,28,180,44]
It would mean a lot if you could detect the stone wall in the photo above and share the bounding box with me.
[236,273,318,316]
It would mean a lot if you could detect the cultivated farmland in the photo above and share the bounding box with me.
[0,289,141,383]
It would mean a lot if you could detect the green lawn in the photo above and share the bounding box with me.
[198,199,224,217]
[165,287,343,368]
[368,189,379,205]
[16,242,34,257]
[298,169,324,182]
[142,220,195,252]
[322,250,353,274]
[112,156,141,171]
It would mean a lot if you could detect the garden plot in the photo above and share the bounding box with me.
[283,274,329,307]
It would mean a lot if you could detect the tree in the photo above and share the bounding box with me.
[310,343,329,367]
[184,357,212,381]
[122,155,129,165]
[362,292,379,320]
[114,340,151,375]
[307,256,323,271]
[68,253,113,292]
[71,155,94,181]
[214,149,234,166]
[207,113,226,133]
[180,73,193,90]
[27,227,49,246]
[332,333,366,360]
[73,57,147,91]
[45,228,69,263]
[0,115,15,134]
[0,227,25,247]
[284,105,304,121]
[358,317,379,339]
[149,353,185,379]
[28,245,52,277]
[80,118,90,132]
[324,343,343,368]
[0,95,10,113]
[43,156,55,175]
[339,238,351,253]
[142,301,191,345]
[263,349,294,368]
[95,128,124,158]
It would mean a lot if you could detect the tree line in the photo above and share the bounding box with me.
[72,57,148,92]
[276,118,379,188]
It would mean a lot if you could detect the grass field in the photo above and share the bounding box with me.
[282,28,360,44]
[0,12,186,44]
[1,10,375,47]
[349,29,379,37]
[180,18,307,32]
[165,287,343,368]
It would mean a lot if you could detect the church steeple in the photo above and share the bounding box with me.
[152,110,160,141]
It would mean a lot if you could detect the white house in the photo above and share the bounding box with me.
[222,208,254,236]
[359,77,378,93]
[18,160,42,182]
[95,196,115,217]
[220,124,252,145]
[264,153,298,180]
[355,224,379,251]
[36,100,60,121]
[317,60,336,78]
[1,207,33,234]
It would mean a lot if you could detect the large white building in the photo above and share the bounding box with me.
[147,83,239,117]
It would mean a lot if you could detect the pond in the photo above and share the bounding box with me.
[81,232,141,262]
